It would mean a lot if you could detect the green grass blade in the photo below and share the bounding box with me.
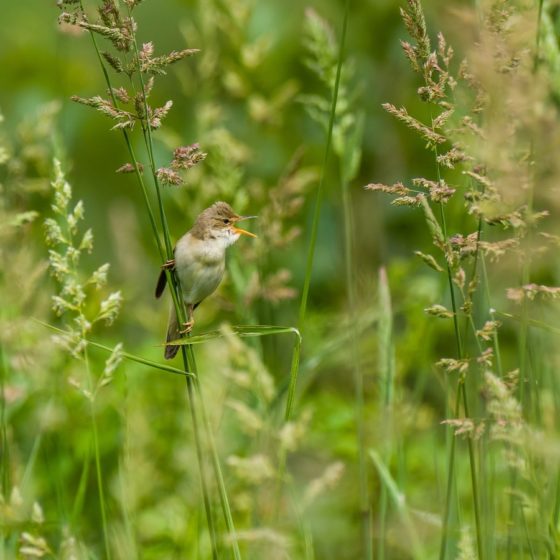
[297,0,350,328]
[340,100,371,558]
[168,325,301,347]
[35,320,194,378]
[71,449,91,523]
[377,267,395,560]
[378,267,394,408]
[284,334,303,423]
[495,311,560,336]
[370,450,426,560]
[0,344,10,499]
[168,323,303,422]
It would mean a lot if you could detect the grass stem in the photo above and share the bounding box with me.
[297,0,349,329]
[376,268,394,560]
[83,337,111,560]
[0,344,9,559]
[0,344,9,499]
[80,6,230,555]
[435,203,483,559]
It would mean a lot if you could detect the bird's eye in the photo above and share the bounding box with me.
[223,218,230,224]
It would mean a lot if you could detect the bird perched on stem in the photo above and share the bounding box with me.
[156,201,257,359]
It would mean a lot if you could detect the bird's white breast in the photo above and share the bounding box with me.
[174,233,230,304]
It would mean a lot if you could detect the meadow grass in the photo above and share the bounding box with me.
[67,4,232,556]
[2,0,560,558]
[369,0,560,558]
[50,0,329,557]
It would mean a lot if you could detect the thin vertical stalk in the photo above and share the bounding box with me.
[438,206,463,361]
[281,5,351,492]
[186,343,240,558]
[182,359,219,560]
[297,0,350,329]
[125,15,241,555]
[284,335,303,422]
[0,344,9,559]
[467,229,498,560]
[77,7,225,557]
[429,87,483,553]
[534,0,544,73]
[469,214,491,556]
[370,450,426,559]
[71,450,91,523]
[521,500,537,560]
[480,256,513,558]
[192,373,240,559]
[83,339,111,560]
[342,167,372,557]
[125,15,173,258]
[551,360,560,552]
[21,432,43,489]
[519,0,543,420]
[275,335,302,518]
[276,0,350,509]
[552,468,560,541]
[280,9,352,518]
[277,0,350,509]
[460,379,483,559]
[376,268,394,560]
[439,385,461,560]
[436,204,483,559]
[0,344,9,498]
[437,201,463,560]
[59,173,111,559]
[81,14,164,262]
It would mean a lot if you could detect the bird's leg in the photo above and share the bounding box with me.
[179,304,195,334]
[161,259,176,270]
[179,321,193,335]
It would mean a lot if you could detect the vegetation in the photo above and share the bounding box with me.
[2,0,560,558]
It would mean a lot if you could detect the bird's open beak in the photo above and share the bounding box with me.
[233,215,257,238]
[232,226,257,238]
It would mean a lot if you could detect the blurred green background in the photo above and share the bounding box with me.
[4,0,549,559]
[0,0,434,274]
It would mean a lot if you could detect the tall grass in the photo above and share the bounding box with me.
[4,0,560,557]
[376,268,395,560]
[57,1,240,556]
[369,0,560,557]
[298,7,375,557]
[54,0,341,556]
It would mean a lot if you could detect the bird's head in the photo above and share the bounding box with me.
[193,201,257,245]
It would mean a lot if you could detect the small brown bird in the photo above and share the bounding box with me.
[156,201,256,359]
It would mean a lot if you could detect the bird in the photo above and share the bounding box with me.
[155,201,256,359]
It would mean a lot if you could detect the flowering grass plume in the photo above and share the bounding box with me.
[45,159,122,393]
[366,0,560,557]
[57,0,203,186]
[1,486,88,559]
[216,325,340,557]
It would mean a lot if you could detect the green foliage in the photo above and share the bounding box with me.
[2,0,560,559]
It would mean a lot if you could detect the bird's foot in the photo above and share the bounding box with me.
[179,320,194,335]
[161,259,175,270]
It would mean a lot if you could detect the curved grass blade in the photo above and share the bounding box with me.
[35,320,193,378]
[495,310,560,336]
[167,325,301,347]
[167,324,302,422]
[370,450,426,560]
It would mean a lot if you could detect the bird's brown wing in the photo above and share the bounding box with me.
[155,249,176,299]
[155,268,168,298]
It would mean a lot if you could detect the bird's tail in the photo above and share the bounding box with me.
[165,306,180,360]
